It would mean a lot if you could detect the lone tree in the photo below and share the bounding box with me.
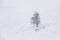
[31,12,40,27]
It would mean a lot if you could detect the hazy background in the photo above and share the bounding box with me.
[0,0,16,8]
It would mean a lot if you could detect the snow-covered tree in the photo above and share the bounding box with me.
[31,12,40,27]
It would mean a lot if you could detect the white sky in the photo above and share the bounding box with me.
[0,0,16,7]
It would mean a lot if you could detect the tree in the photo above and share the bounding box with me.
[31,12,40,27]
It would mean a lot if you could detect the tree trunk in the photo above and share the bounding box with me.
[36,23,38,27]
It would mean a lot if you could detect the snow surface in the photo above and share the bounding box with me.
[16,23,60,40]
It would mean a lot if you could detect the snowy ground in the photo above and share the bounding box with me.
[16,23,60,40]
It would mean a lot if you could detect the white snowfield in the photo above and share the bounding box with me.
[16,22,60,40]
[0,10,60,40]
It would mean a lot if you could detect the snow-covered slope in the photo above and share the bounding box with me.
[16,23,60,40]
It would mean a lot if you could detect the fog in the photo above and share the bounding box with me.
[0,0,16,8]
